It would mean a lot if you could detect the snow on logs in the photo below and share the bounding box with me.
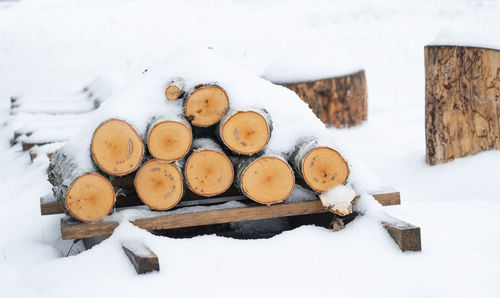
[184,139,234,197]
[184,84,229,127]
[91,119,145,176]
[48,151,115,222]
[47,71,353,222]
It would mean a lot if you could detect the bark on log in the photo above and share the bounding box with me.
[218,109,272,155]
[146,116,192,162]
[165,77,185,101]
[290,138,349,193]
[235,154,295,205]
[184,138,234,197]
[134,159,184,211]
[281,70,367,128]
[48,150,115,222]
[425,45,500,165]
[91,119,145,176]
[184,84,229,127]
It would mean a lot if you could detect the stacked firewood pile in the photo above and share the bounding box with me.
[48,79,352,223]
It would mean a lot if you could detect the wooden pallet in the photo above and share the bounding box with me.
[42,188,419,274]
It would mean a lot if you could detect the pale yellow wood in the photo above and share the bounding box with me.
[185,150,234,196]
[302,147,349,192]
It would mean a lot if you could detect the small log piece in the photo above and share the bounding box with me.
[281,70,367,128]
[134,159,184,211]
[184,84,229,127]
[146,116,192,162]
[235,154,295,205]
[122,242,160,274]
[184,138,234,197]
[425,45,500,165]
[218,109,272,155]
[91,119,144,176]
[291,138,349,193]
[48,150,115,222]
[319,184,358,216]
[165,77,185,101]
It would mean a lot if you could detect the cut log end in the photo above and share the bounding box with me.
[185,85,229,127]
[220,111,270,155]
[66,173,115,222]
[91,119,144,176]
[134,160,183,211]
[165,85,181,101]
[302,147,349,192]
[185,150,234,197]
[147,121,192,162]
[241,156,295,205]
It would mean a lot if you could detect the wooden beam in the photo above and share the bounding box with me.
[122,242,159,274]
[382,216,421,252]
[41,189,401,216]
[61,200,328,239]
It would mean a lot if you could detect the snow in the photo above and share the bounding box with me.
[1,0,500,297]
[319,184,358,215]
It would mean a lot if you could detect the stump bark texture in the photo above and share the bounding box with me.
[425,45,500,165]
[281,70,367,128]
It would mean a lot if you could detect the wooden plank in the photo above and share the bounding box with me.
[382,216,421,252]
[122,242,159,274]
[372,191,400,206]
[41,189,400,216]
[61,200,328,239]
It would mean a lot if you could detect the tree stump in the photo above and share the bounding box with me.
[280,70,367,128]
[425,45,500,165]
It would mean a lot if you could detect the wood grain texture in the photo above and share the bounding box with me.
[122,243,159,274]
[281,70,367,128]
[425,45,500,165]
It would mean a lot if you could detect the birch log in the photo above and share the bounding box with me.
[48,150,115,222]
[291,138,349,193]
[184,138,234,197]
[134,159,184,211]
[91,119,145,176]
[218,109,272,155]
[164,77,185,101]
[235,154,295,205]
[184,84,229,127]
[146,116,192,162]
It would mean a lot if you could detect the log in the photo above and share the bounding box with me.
[281,70,367,128]
[218,109,272,155]
[235,154,295,205]
[184,138,234,197]
[425,45,500,165]
[146,116,192,162]
[291,138,349,193]
[184,84,229,127]
[318,184,358,216]
[134,159,184,211]
[164,77,185,101]
[48,150,115,222]
[91,119,145,176]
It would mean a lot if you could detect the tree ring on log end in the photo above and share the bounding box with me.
[66,173,115,222]
[147,121,192,162]
[241,156,294,205]
[165,85,181,101]
[185,150,233,197]
[302,147,349,192]
[134,160,183,211]
[221,111,270,155]
[184,85,229,127]
[91,119,144,176]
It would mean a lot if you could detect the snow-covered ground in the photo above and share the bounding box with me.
[1,0,499,297]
